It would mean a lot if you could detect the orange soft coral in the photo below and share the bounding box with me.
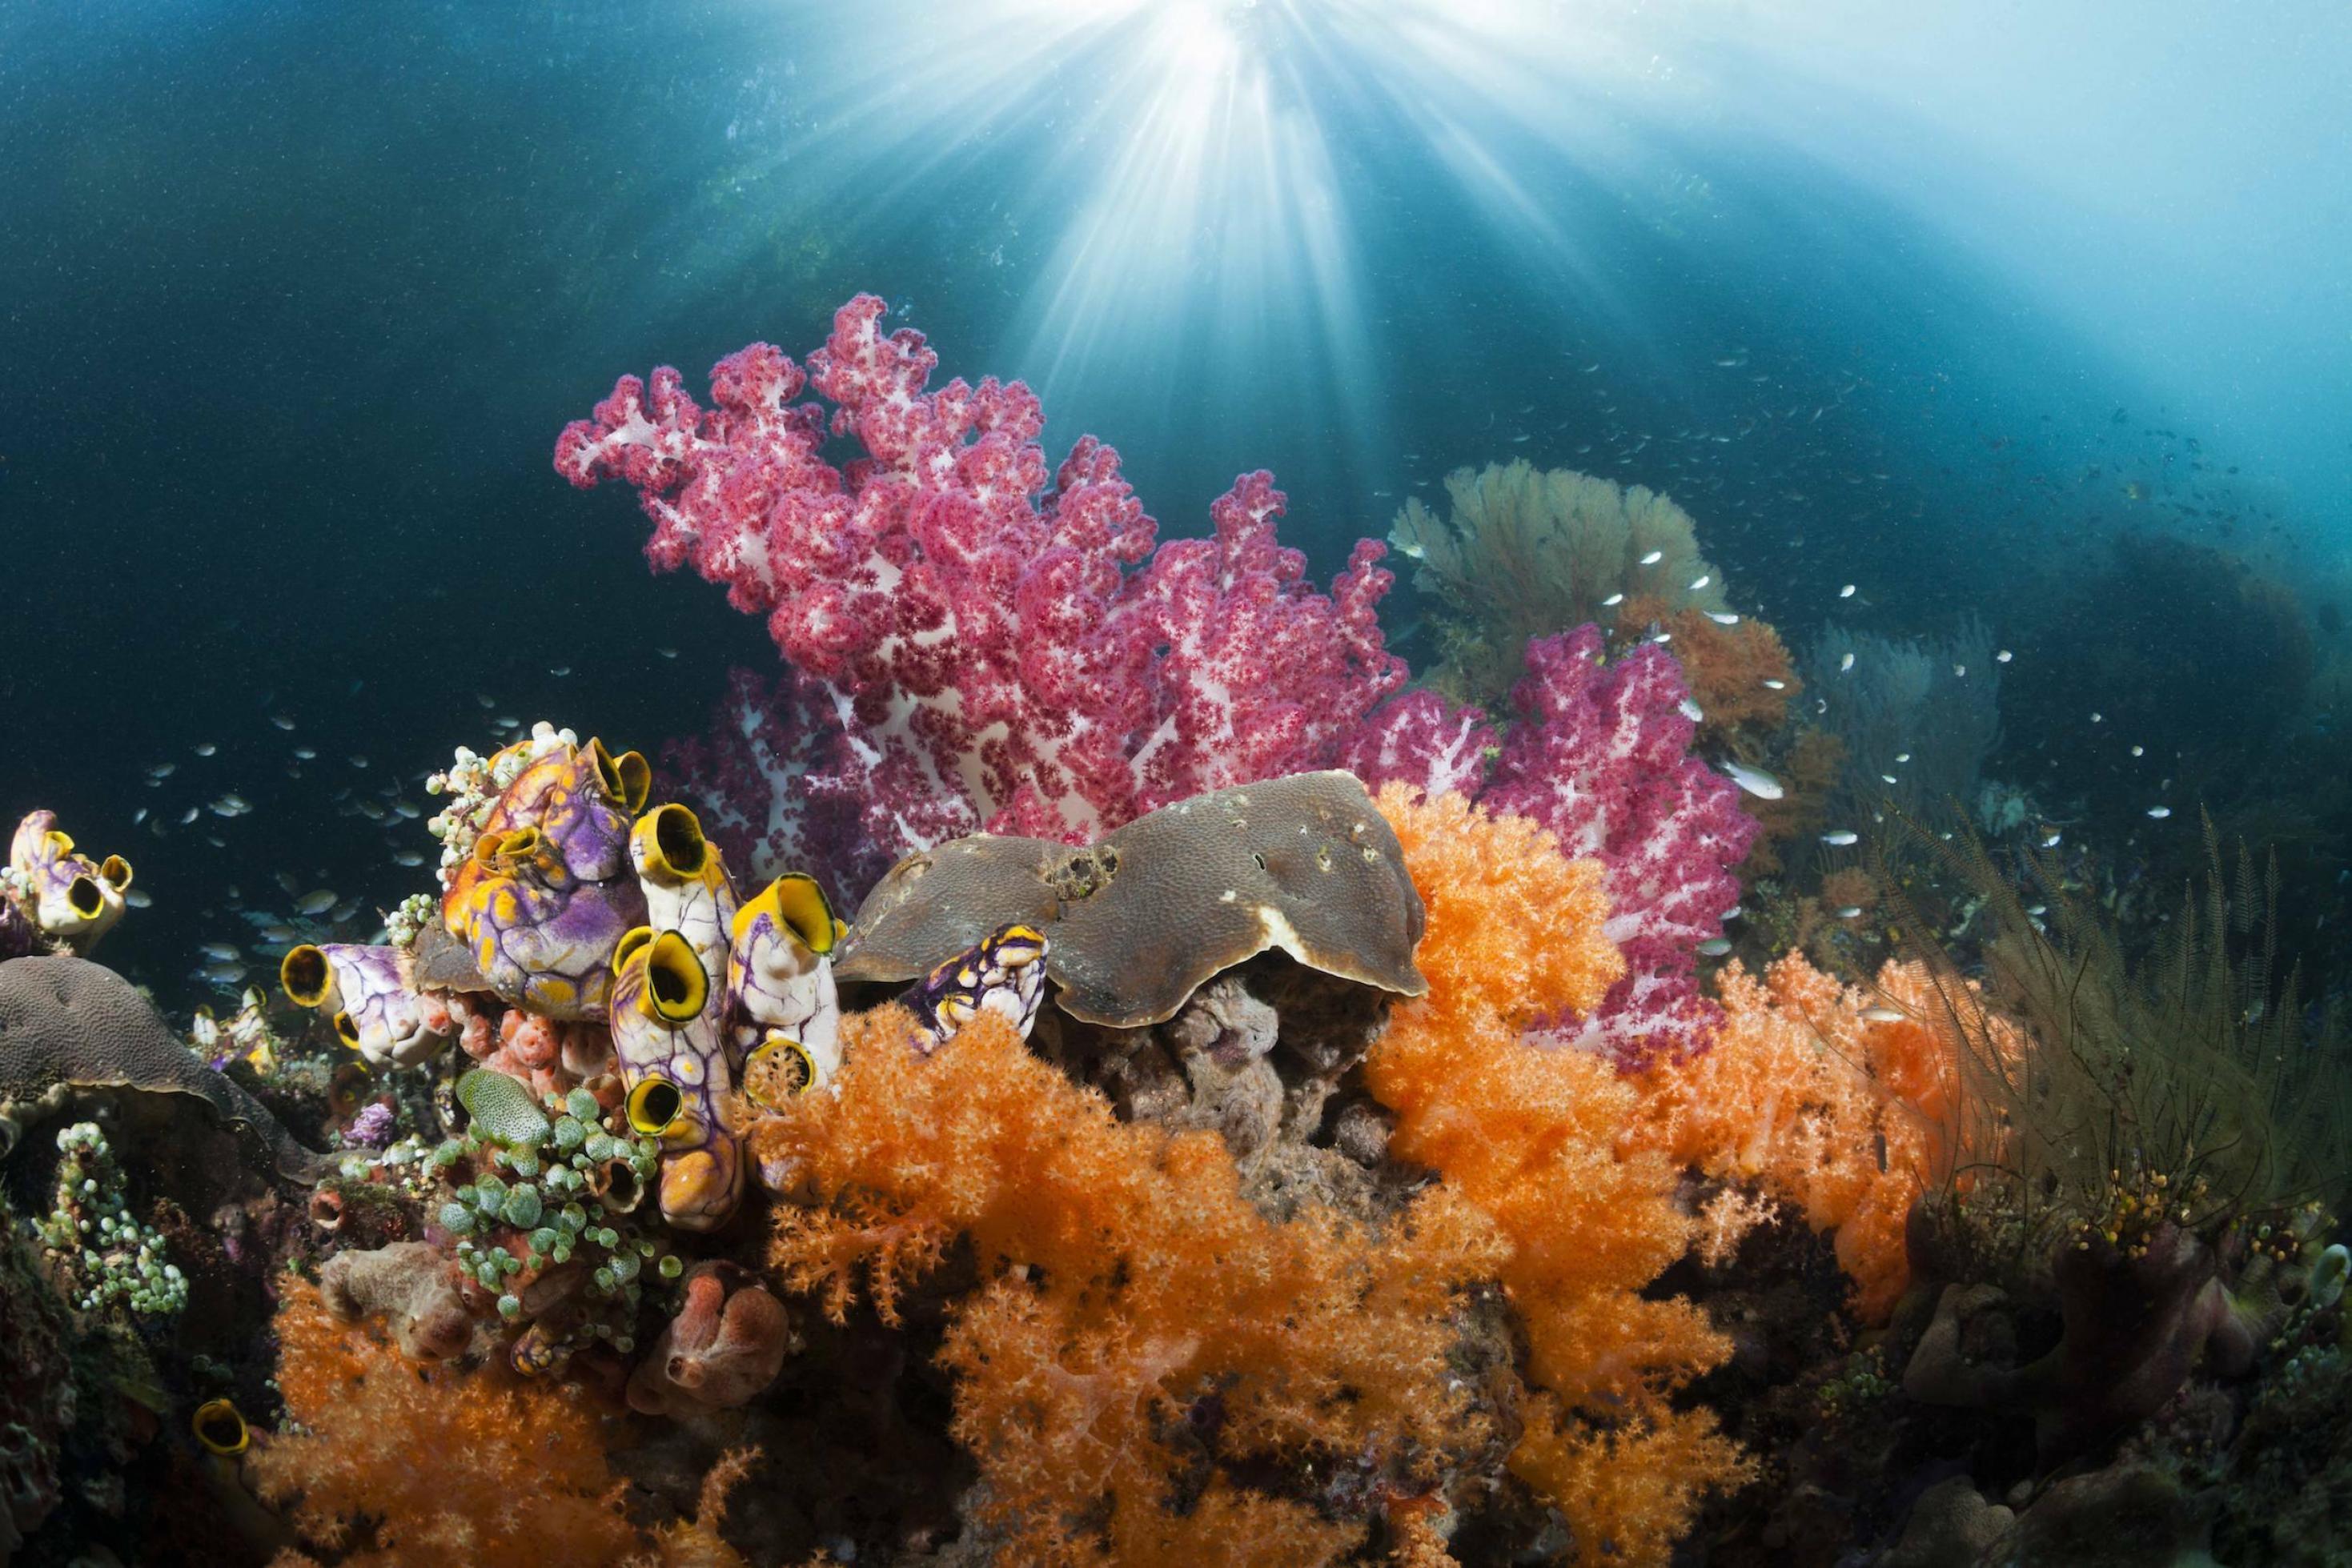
[749,1004,1508,1566]
[1630,954,2014,1322]
[1367,784,1752,1564]
[251,1279,744,1567]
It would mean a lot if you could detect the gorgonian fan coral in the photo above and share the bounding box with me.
[1345,628,1758,1069]
[557,295,1403,860]
[748,1005,1508,1565]
[1365,784,1753,1561]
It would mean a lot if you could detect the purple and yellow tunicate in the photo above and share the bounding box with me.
[6,811,134,957]
[442,739,648,1020]
[610,924,742,1232]
[902,921,1050,1051]
[727,873,847,1095]
[278,942,455,1067]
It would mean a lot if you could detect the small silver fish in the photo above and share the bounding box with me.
[349,755,370,768]
[199,941,243,962]
[295,889,337,915]
[1722,905,1743,920]
[1996,650,2013,663]
[1894,752,1910,763]
[1688,574,1711,591]
[179,806,200,825]
[132,808,149,825]
[1761,678,1786,690]
[1859,1005,1904,1024]
[194,742,217,756]
[147,762,176,779]
[1706,611,1740,625]
[1601,592,1625,607]
[292,747,317,760]
[1696,938,1732,957]
[2089,712,2102,724]
[2042,832,2063,848]
[1836,906,1864,919]
[2147,806,2172,820]
[124,888,155,909]
[2130,745,2144,757]
[1880,774,1898,784]
[1822,830,1860,847]
[329,900,361,924]
[1679,699,1704,723]
[1639,550,1664,566]
[1839,583,1856,598]
[392,850,427,868]
[1840,652,1856,672]
[656,647,680,660]
[261,924,300,943]
[1722,761,1784,800]
[1953,664,1967,678]
[550,666,572,677]
[2026,904,2047,916]
[271,714,297,731]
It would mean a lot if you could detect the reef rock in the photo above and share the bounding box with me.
[0,955,324,1180]
[836,771,1427,1029]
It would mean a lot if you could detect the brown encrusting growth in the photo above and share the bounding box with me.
[835,770,1427,1027]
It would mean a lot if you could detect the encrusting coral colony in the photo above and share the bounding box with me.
[2,295,2346,1567]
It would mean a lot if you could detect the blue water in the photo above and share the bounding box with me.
[4,0,2347,1015]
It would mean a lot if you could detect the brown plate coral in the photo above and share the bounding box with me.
[833,770,1427,1028]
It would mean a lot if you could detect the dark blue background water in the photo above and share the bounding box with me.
[5,1,2344,1012]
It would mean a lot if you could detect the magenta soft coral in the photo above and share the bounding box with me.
[559,295,1404,855]
[1343,627,1756,1069]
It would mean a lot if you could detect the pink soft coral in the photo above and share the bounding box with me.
[558,295,1404,856]
[1345,628,1757,1069]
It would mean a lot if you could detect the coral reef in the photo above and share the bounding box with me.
[835,770,1427,1027]
[1366,784,1754,1561]
[1388,460,1726,707]
[558,294,1403,854]
[1346,628,1757,1068]
[749,1003,1511,1563]
[34,1121,188,1317]
[625,1261,793,1418]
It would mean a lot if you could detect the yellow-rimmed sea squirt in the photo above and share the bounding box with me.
[275,942,456,1067]
[0,954,327,1180]
[589,736,653,815]
[726,872,845,1088]
[611,924,742,1230]
[192,1397,250,1456]
[630,802,739,979]
[440,736,648,1019]
[835,771,1427,1029]
[6,809,134,956]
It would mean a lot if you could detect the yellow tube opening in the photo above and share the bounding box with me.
[612,924,655,977]
[98,854,134,892]
[637,804,708,880]
[739,873,844,955]
[749,1033,818,1100]
[66,875,105,920]
[626,1075,687,1137]
[192,1398,250,1456]
[472,829,509,865]
[280,945,332,1008]
[333,1011,362,1049]
[615,750,652,815]
[638,929,708,1022]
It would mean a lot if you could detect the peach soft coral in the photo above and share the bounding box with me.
[250,1279,746,1567]
[1629,953,2013,1323]
[749,1003,1510,1566]
[1365,784,1753,1565]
